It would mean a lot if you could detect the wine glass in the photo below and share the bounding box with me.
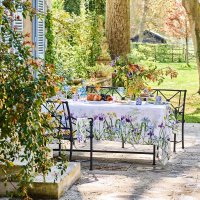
[117,87,125,99]
[77,87,83,100]
[81,86,87,101]
[64,85,71,99]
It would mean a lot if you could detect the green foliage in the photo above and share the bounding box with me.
[45,9,55,64]
[87,0,106,16]
[64,0,106,16]
[52,0,103,80]
[111,55,178,96]
[0,1,66,198]
[150,62,200,123]
[64,0,81,15]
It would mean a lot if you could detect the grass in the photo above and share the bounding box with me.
[151,62,200,123]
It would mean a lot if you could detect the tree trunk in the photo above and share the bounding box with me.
[138,0,148,42]
[185,18,189,65]
[106,0,130,59]
[182,0,200,94]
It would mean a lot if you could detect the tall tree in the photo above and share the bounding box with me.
[165,1,191,64]
[106,0,130,58]
[130,0,174,37]
[138,0,148,42]
[182,0,200,94]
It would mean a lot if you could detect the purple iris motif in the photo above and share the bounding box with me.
[94,114,105,121]
[126,116,132,123]
[93,115,98,121]
[147,125,154,138]
[77,134,83,143]
[99,114,105,121]
[110,60,115,67]
[132,128,138,135]
[158,122,164,128]
[121,116,125,121]
[127,72,133,78]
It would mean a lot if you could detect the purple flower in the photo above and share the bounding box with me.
[77,134,83,143]
[121,116,125,121]
[110,60,115,67]
[126,116,132,123]
[127,72,133,78]
[158,122,164,128]
[94,115,98,121]
[132,128,138,135]
[99,114,105,121]
[147,125,154,138]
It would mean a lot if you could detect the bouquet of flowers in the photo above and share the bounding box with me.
[111,56,178,98]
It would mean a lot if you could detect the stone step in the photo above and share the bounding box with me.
[0,162,81,199]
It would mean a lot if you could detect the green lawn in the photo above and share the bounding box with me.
[152,62,200,123]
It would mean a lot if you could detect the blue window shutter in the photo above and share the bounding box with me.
[0,1,23,45]
[35,0,45,59]
[13,6,24,34]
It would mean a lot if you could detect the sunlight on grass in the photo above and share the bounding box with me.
[151,62,200,123]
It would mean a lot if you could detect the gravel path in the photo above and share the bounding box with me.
[61,123,200,200]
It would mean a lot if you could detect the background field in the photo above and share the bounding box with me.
[152,62,200,123]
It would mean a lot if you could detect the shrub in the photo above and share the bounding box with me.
[52,0,103,80]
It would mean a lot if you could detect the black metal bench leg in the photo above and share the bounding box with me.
[59,141,61,157]
[156,146,159,158]
[122,140,125,148]
[153,145,156,165]
[182,121,184,149]
[174,133,176,152]
[89,120,94,170]
[69,138,73,161]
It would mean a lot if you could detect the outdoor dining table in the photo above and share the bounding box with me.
[67,100,176,165]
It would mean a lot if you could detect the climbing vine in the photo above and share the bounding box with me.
[45,9,55,64]
[0,0,66,198]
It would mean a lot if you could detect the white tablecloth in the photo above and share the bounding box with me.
[68,100,176,165]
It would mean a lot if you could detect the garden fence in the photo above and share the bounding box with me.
[132,43,196,63]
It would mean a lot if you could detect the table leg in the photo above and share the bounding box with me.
[153,145,156,165]
[89,119,94,170]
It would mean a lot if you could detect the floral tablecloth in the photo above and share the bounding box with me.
[68,100,176,165]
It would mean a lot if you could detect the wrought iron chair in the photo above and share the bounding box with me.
[152,89,187,152]
[43,100,94,170]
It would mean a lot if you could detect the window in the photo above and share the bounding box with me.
[32,0,45,59]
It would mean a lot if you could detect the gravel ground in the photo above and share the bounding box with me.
[61,123,200,200]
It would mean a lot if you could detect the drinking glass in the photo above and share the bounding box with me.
[77,87,83,100]
[64,85,71,99]
[117,87,125,99]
